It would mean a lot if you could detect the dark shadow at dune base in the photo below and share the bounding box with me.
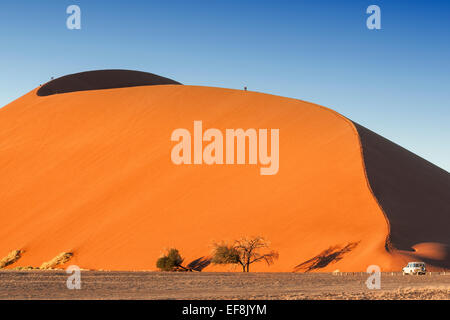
[187,256,211,272]
[37,69,181,96]
[353,122,450,268]
[293,242,359,272]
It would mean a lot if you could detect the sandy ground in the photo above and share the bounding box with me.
[0,271,448,300]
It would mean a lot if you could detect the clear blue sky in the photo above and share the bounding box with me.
[0,0,449,171]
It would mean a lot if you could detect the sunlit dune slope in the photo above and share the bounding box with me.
[0,72,445,271]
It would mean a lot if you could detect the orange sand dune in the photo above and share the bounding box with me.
[0,72,447,272]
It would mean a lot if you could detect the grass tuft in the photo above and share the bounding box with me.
[0,250,23,269]
[40,252,73,269]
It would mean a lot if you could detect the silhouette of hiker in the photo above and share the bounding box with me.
[244,86,247,91]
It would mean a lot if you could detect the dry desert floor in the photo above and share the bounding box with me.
[0,271,449,300]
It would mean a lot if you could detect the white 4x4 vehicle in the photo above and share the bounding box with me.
[402,262,426,275]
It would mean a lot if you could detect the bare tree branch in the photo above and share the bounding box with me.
[212,236,279,272]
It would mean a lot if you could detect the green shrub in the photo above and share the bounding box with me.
[156,248,184,271]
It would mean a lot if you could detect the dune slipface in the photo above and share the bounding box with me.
[0,70,448,272]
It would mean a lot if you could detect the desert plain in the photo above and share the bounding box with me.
[0,271,448,300]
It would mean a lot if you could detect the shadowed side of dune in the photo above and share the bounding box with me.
[37,70,181,96]
[353,123,450,268]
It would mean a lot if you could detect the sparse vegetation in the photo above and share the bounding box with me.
[40,252,73,269]
[13,266,37,271]
[212,236,279,272]
[156,248,191,271]
[156,249,211,272]
[0,250,23,269]
[0,250,74,270]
